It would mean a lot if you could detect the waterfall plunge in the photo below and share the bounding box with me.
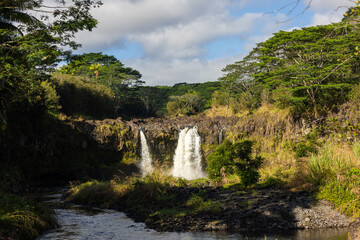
[172,126,207,180]
[139,130,153,176]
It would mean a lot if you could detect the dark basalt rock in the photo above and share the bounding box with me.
[116,187,353,234]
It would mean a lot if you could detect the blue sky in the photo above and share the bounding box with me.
[74,0,354,86]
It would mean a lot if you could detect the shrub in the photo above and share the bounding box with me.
[317,168,360,218]
[0,194,57,240]
[166,91,202,116]
[206,140,263,187]
[40,80,60,112]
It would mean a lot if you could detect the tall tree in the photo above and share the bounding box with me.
[220,5,360,118]
[0,0,41,35]
[59,52,144,116]
[0,0,102,128]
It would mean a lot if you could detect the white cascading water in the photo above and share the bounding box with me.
[139,130,153,176]
[172,126,206,180]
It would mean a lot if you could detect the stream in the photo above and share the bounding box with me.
[36,193,350,240]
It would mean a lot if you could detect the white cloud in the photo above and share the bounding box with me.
[130,13,262,59]
[311,13,340,25]
[73,0,357,86]
[307,0,355,25]
[124,56,243,86]
[75,0,262,59]
[309,0,354,12]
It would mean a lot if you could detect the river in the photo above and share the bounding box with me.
[36,193,350,240]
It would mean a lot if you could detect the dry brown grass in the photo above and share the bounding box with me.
[205,105,236,118]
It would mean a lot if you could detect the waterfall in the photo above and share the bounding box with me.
[172,126,206,180]
[139,130,153,176]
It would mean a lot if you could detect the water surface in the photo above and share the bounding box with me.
[37,194,349,240]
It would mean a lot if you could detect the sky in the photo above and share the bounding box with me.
[73,0,355,86]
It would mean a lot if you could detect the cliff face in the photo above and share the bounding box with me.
[1,109,307,190]
[71,111,306,168]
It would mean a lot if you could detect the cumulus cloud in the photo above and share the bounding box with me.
[124,55,243,86]
[130,13,262,59]
[75,0,263,59]
[72,0,270,85]
[72,0,355,86]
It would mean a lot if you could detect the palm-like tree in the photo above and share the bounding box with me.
[0,0,40,35]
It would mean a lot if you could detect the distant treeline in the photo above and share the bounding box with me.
[52,56,221,119]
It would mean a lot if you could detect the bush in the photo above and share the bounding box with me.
[0,193,57,240]
[166,91,202,116]
[318,168,360,218]
[206,140,263,187]
[40,80,60,112]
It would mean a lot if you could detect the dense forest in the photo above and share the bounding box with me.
[1,0,360,239]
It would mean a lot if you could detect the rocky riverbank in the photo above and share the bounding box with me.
[112,186,357,233]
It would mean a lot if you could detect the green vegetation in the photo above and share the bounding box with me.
[68,173,222,221]
[185,194,221,214]
[166,91,202,116]
[56,53,221,118]
[206,140,263,187]
[306,143,360,218]
[52,73,115,118]
[217,2,360,119]
[59,52,144,117]
[2,0,360,237]
[0,193,57,240]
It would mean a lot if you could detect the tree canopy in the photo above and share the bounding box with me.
[0,0,102,129]
[219,3,360,119]
[58,52,144,117]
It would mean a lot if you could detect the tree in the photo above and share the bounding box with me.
[138,87,166,117]
[220,6,360,119]
[256,24,360,117]
[59,52,144,116]
[206,140,263,187]
[0,0,41,35]
[166,91,202,116]
[0,0,102,128]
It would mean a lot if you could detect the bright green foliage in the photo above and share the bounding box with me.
[166,91,202,116]
[59,53,142,84]
[206,140,263,187]
[318,168,360,218]
[40,80,60,111]
[308,143,344,186]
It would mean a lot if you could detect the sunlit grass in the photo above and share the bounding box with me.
[305,142,360,218]
[186,194,221,214]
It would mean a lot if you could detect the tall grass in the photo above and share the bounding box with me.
[0,194,57,240]
[186,194,221,214]
[68,173,221,220]
[308,143,345,186]
[68,172,179,208]
[307,142,360,218]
